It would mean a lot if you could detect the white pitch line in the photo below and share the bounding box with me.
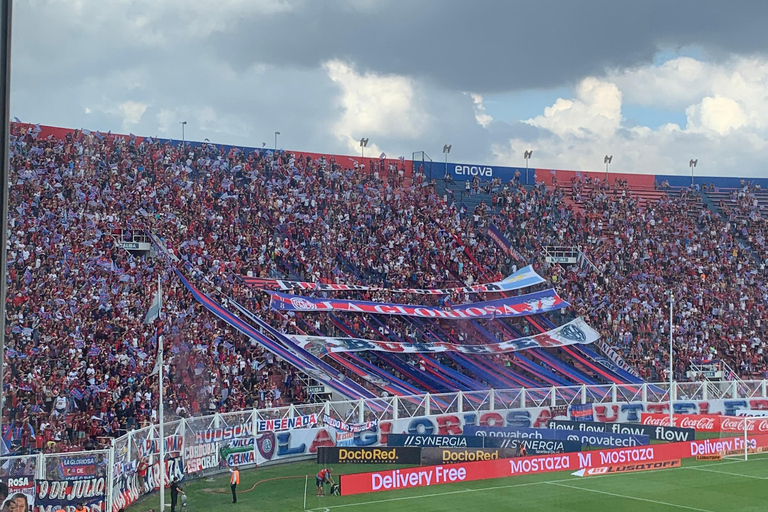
[547,482,715,512]
[306,479,550,511]
[685,466,768,480]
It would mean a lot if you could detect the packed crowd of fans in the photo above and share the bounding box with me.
[4,123,768,455]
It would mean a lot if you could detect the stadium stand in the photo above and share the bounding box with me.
[3,122,767,455]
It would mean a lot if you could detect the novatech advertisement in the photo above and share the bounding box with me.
[317,447,421,465]
[548,420,695,442]
[465,426,649,448]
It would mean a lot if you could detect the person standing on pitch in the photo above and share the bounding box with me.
[229,467,240,503]
[316,468,333,497]
[170,477,185,512]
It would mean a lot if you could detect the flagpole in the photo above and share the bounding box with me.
[157,276,166,512]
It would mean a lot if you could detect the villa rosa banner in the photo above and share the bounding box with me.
[243,265,544,294]
[269,288,568,320]
[290,317,599,356]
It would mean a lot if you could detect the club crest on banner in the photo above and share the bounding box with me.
[257,432,276,461]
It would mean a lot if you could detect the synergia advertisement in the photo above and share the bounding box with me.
[339,433,768,495]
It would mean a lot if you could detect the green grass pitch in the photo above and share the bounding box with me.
[128,453,768,512]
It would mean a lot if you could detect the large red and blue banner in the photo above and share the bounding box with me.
[36,478,107,511]
[290,317,599,355]
[269,288,568,319]
[487,225,524,262]
[243,265,543,294]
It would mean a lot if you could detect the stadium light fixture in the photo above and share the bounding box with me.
[604,155,613,181]
[180,121,187,148]
[360,137,369,158]
[275,131,281,151]
[524,150,533,185]
[689,159,698,187]
[443,144,452,181]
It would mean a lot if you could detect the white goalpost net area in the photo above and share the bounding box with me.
[717,416,767,461]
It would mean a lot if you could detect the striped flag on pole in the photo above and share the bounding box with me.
[144,281,162,324]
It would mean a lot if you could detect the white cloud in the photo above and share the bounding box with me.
[324,59,428,154]
[118,101,148,126]
[686,95,748,135]
[470,93,493,128]
[526,77,622,138]
[493,56,768,177]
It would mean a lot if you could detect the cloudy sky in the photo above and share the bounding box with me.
[10,0,768,176]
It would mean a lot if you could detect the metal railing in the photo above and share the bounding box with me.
[4,379,765,512]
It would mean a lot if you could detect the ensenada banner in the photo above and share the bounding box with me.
[257,413,318,432]
[290,317,599,356]
[242,265,544,294]
[269,288,568,320]
[322,414,378,433]
[339,433,768,495]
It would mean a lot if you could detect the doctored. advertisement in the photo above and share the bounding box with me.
[420,448,517,465]
[317,447,421,465]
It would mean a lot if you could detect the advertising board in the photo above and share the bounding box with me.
[387,434,484,448]
[339,433,768,495]
[317,447,421,465]
[420,448,517,465]
[464,426,649,448]
[548,419,695,442]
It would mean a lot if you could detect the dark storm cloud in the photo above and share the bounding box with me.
[211,0,768,93]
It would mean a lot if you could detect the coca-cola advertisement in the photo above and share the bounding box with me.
[640,413,721,431]
[639,414,768,433]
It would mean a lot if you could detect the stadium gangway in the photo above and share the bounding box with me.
[534,314,644,385]
[325,314,444,393]
[340,318,508,401]
[401,316,553,391]
[402,317,556,396]
[445,352,541,397]
[226,299,433,408]
[274,310,425,398]
[179,274,376,400]
[487,318,602,387]
[525,314,635,386]
[357,314,490,392]
[466,320,577,387]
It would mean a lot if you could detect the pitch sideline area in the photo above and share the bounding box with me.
[128,454,768,512]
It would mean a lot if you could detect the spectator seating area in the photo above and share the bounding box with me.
[4,123,767,455]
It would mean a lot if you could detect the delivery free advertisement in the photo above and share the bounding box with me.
[339,433,768,495]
